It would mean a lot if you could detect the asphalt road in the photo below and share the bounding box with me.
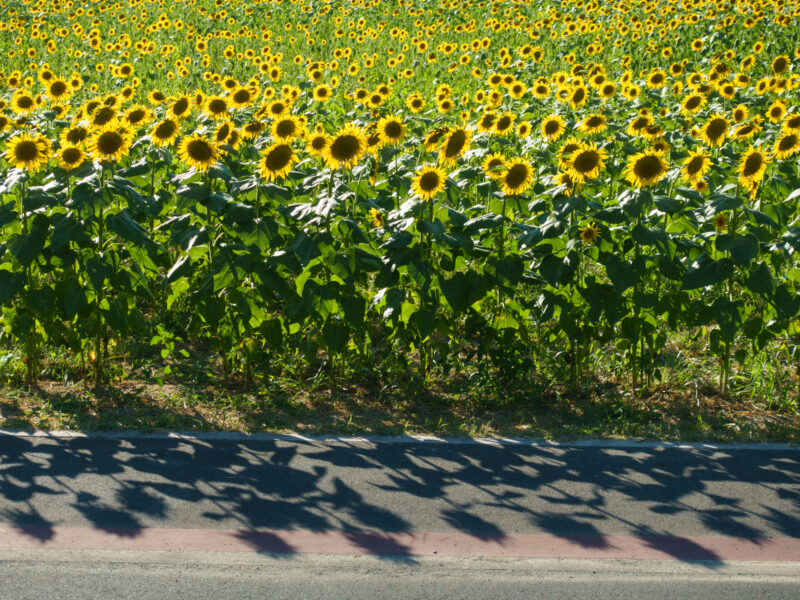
[1,432,799,598]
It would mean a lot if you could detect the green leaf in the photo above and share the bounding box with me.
[681,257,734,290]
[62,277,88,319]
[464,214,503,233]
[438,271,489,312]
[10,229,47,268]
[715,234,759,265]
[322,319,349,352]
[743,262,773,296]
[0,270,25,304]
[605,255,644,294]
[484,256,523,291]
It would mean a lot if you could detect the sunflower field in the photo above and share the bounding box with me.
[1,0,799,408]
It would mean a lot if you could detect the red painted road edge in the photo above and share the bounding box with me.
[2,527,800,561]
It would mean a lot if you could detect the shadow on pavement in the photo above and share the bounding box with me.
[1,432,798,569]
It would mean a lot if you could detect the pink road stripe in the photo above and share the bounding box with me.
[1,527,799,562]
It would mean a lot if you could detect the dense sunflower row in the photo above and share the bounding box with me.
[0,0,799,395]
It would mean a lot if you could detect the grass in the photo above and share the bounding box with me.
[0,339,797,443]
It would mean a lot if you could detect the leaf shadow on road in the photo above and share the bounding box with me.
[1,433,798,569]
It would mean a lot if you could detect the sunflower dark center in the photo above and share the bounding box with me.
[544,119,561,135]
[14,140,39,162]
[585,116,604,128]
[233,89,251,104]
[443,130,467,157]
[330,134,360,161]
[172,98,189,115]
[208,99,227,114]
[505,164,529,188]
[16,96,34,109]
[778,134,798,152]
[97,131,124,155]
[496,116,512,130]
[419,171,441,191]
[265,144,292,171]
[62,147,83,164]
[573,150,600,173]
[634,155,663,179]
[383,121,402,138]
[155,120,177,138]
[685,96,701,110]
[686,156,705,174]
[127,109,146,124]
[66,127,88,144]
[742,153,764,177]
[706,118,727,140]
[50,81,68,96]
[187,140,214,161]
[93,107,116,126]
[275,120,296,137]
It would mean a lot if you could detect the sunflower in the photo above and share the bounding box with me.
[766,100,787,123]
[541,114,566,142]
[238,120,264,141]
[259,142,297,181]
[577,113,607,135]
[439,127,471,166]
[680,93,706,115]
[368,207,385,228]
[732,104,749,124]
[626,115,652,137]
[214,120,234,145]
[714,212,728,232]
[312,84,332,103]
[271,115,302,141]
[204,96,229,120]
[230,87,255,108]
[700,114,728,147]
[151,118,180,147]
[123,105,153,127]
[650,138,671,154]
[89,106,117,128]
[499,159,534,195]
[482,152,507,179]
[60,125,89,147]
[772,55,791,75]
[56,145,85,171]
[306,132,330,159]
[412,165,447,201]
[4,132,51,172]
[567,143,607,182]
[406,93,425,113]
[682,148,712,183]
[773,132,800,160]
[45,78,71,103]
[11,90,38,115]
[87,125,132,163]
[147,90,166,105]
[169,95,192,120]
[423,127,449,152]
[564,84,585,107]
[783,114,800,133]
[178,136,218,172]
[737,146,770,188]
[517,121,532,138]
[733,120,762,141]
[579,222,600,244]
[492,113,516,136]
[477,111,497,133]
[625,151,669,188]
[377,115,405,147]
[325,125,367,170]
